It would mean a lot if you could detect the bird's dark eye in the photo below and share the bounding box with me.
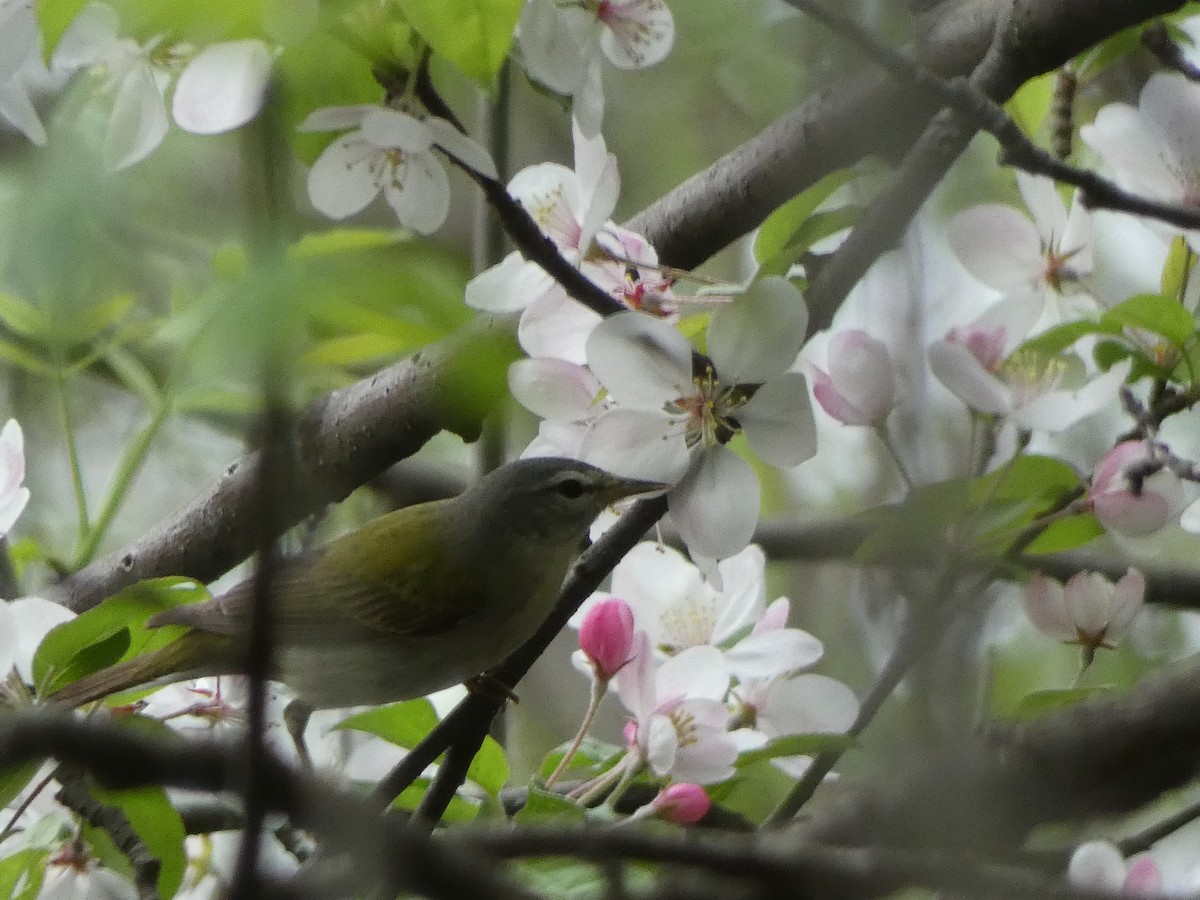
[555,477,586,499]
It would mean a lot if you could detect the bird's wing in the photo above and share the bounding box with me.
[151,510,471,644]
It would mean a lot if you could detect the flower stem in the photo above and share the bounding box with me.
[546,679,607,788]
[73,400,170,569]
[875,426,914,489]
[54,371,89,548]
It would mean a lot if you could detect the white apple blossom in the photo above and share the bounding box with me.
[614,631,737,784]
[1021,568,1145,659]
[0,597,74,690]
[299,105,496,234]
[731,672,858,778]
[1081,73,1200,234]
[578,542,824,682]
[53,2,272,170]
[581,277,816,558]
[950,172,1095,327]
[0,418,29,536]
[518,0,674,136]
[928,301,1132,433]
[0,0,47,145]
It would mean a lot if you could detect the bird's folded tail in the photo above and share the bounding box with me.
[47,632,231,708]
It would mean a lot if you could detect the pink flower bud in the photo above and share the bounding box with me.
[579,598,635,682]
[810,330,896,427]
[651,783,710,824]
[1089,441,1176,537]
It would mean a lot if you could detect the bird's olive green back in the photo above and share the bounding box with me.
[154,498,475,643]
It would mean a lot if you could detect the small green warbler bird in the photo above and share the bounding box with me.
[50,457,662,710]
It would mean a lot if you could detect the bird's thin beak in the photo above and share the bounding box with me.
[601,475,669,506]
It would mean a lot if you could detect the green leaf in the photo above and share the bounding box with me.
[1161,235,1194,302]
[0,338,54,376]
[972,454,1081,505]
[301,331,436,368]
[0,848,50,900]
[756,207,860,277]
[335,698,441,747]
[88,784,186,900]
[538,737,624,782]
[1004,71,1054,138]
[291,228,411,260]
[1102,293,1195,347]
[34,0,87,59]
[391,776,479,823]
[104,346,163,409]
[0,761,40,810]
[67,294,135,344]
[736,733,853,767]
[754,169,857,265]
[1018,319,1118,357]
[33,578,206,696]
[513,787,586,824]
[1013,686,1114,719]
[466,736,509,797]
[0,292,50,341]
[1021,513,1103,555]
[396,0,523,85]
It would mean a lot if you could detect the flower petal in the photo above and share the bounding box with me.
[466,252,555,314]
[381,148,449,234]
[426,117,498,179]
[949,204,1043,292]
[760,673,858,736]
[579,407,690,483]
[306,132,382,219]
[670,447,759,560]
[740,373,817,467]
[104,64,168,171]
[707,277,808,383]
[507,357,600,421]
[599,0,675,70]
[517,292,601,364]
[586,312,694,407]
[928,339,1012,415]
[725,629,824,681]
[172,39,272,135]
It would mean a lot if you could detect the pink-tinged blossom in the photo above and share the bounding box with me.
[615,631,737,785]
[577,542,823,682]
[1069,841,1162,897]
[53,3,273,170]
[1089,441,1181,537]
[466,121,620,342]
[582,278,816,558]
[950,172,1095,325]
[928,304,1132,432]
[1021,568,1144,654]
[0,0,47,145]
[299,105,495,234]
[810,329,896,427]
[0,419,29,536]
[650,783,710,824]
[578,597,635,682]
[518,0,674,136]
